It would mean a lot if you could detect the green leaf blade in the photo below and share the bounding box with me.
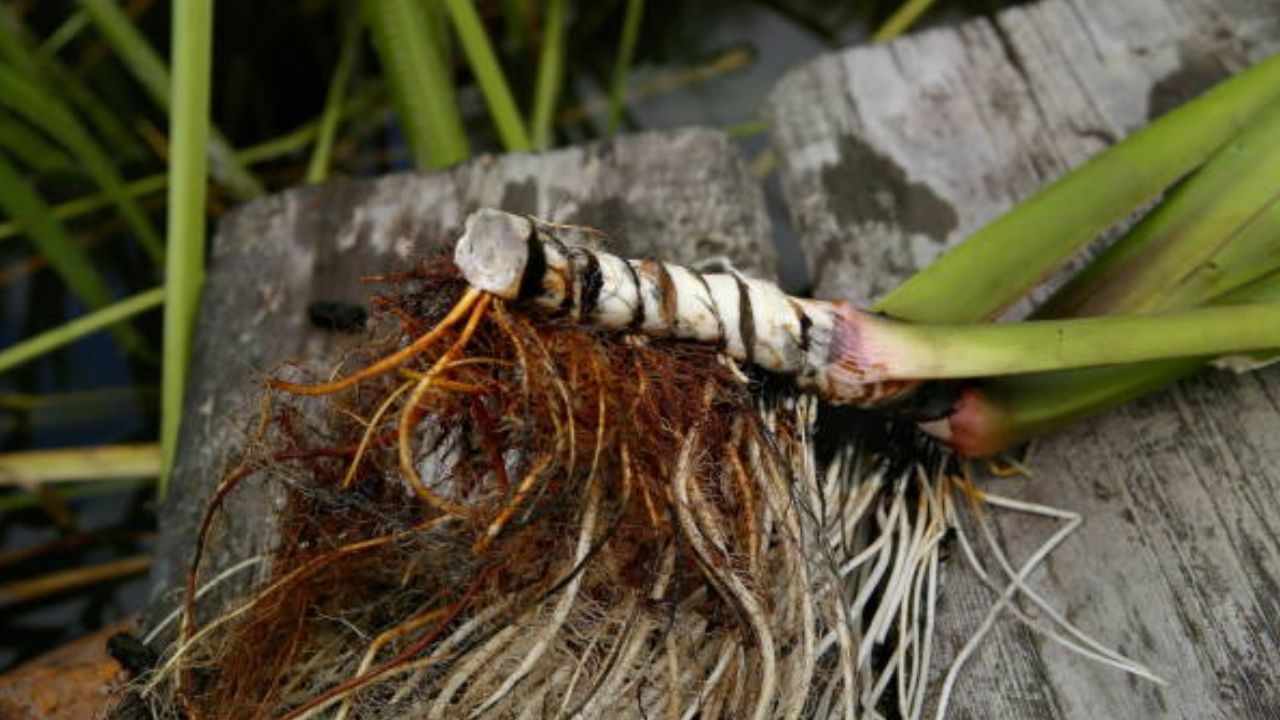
[876,50,1280,324]
[441,0,531,152]
[365,0,470,169]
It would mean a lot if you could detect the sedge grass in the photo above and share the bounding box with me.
[0,109,72,172]
[306,9,363,184]
[0,83,386,244]
[0,151,152,356]
[77,0,264,200]
[441,0,532,152]
[160,0,214,495]
[530,0,567,149]
[364,0,469,168]
[0,5,147,161]
[606,0,645,135]
[0,554,151,607]
[0,477,154,515]
[0,287,163,374]
[0,64,164,266]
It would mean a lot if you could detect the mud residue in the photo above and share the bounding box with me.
[498,178,540,215]
[820,134,958,243]
[1147,53,1231,121]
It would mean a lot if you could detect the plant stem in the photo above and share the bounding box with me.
[364,0,469,169]
[933,363,1200,457]
[856,303,1280,380]
[0,287,164,375]
[934,269,1280,456]
[441,0,531,151]
[530,0,566,149]
[876,51,1280,324]
[606,0,644,135]
[161,0,214,495]
[306,10,363,184]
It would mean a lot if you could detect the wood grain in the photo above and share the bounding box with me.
[146,129,773,627]
[767,0,1280,717]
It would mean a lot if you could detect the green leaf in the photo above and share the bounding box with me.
[364,0,470,169]
[0,286,163,375]
[0,65,164,267]
[1167,197,1280,308]
[160,0,214,495]
[0,150,150,356]
[0,84,385,243]
[1038,99,1280,317]
[0,5,146,162]
[76,0,264,201]
[441,0,532,152]
[0,110,71,173]
[607,0,643,135]
[877,50,1280,324]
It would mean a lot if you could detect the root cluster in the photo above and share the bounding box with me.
[128,261,962,720]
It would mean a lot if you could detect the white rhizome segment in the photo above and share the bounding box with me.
[454,207,857,400]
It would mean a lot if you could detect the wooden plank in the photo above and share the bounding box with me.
[146,129,773,623]
[767,0,1280,718]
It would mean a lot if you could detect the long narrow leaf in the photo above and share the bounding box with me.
[0,5,145,160]
[872,0,939,43]
[161,0,214,494]
[606,0,643,135]
[39,10,91,56]
[364,0,469,169]
[306,12,363,184]
[531,0,566,148]
[0,173,165,244]
[441,0,532,151]
[1038,99,1280,317]
[0,84,385,243]
[77,0,264,201]
[0,151,150,356]
[877,50,1280,324]
[0,110,71,173]
[1168,198,1280,307]
[0,477,152,515]
[0,286,164,375]
[0,443,160,486]
[0,65,164,266]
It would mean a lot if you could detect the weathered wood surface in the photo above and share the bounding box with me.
[767,0,1280,718]
[147,129,773,620]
